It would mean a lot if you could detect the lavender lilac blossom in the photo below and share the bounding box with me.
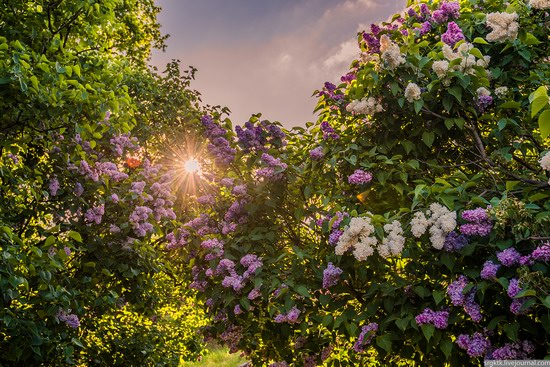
[353,323,378,352]
[460,207,492,237]
[320,121,339,140]
[348,169,373,185]
[480,260,500,279]
[456,332,491,358]
[443,231,468,252]
[415,308,449,329]
[497,247,521,266]
[322,262,343,289]
[441,22,465,47]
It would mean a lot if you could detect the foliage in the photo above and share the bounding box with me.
[0,1,206,365]
[181,0,550,365]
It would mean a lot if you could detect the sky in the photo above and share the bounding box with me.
[151,0,406,128]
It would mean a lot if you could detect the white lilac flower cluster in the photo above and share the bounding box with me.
[411,203,457,249]
[404,82,422,103]
[380,35,405,70]
[529,0,550,10]
[335,217,377,261]
[434,43,490,85]
[346,97,385,115]
[539,151,550,185]
[485,12,519,42]
[378,220,405,258]
[494,86,508,98]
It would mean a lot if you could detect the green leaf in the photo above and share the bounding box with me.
[68,231,82,243]
[523,32,541,45]
[421,324,435,342]
[515,289,536,298]
[376,334,392,353]
[422,131,434,148]
[433,290,445,305]
[538,110,550,139]
[498,101,521,109]
[506,181,520,191]
[448,86,462,103]
[414,99,424,114]
[295,285,310,298]
[472,37,489,45]
[440,338,453,359]
[469,48,484,59]
[531,96,549,118]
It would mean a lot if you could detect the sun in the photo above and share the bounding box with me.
[183,158,202,174]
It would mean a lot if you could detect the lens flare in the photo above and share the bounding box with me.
[183,158,201,174]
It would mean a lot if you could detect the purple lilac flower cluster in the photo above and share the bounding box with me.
[496,247,521,267]
[353,323,378,352]
[165,228,190,250]
[222,199,248,234]
[447,275,482,322]
[201,238,224,260]
[189,265,208,292]
[317,212,348,245]
[318,82,344,101]
[441,21,465,46]
[274,306,301,324]
[85,204,105,225]
[476,94,493,113]
[320,121,339,140]
[531,242,550,262]
[443,231,468,252]
[456,332,491,358]
[110,133,137,156]
[185,213,219,236]
[73,182,84,197]
[348,169,373,185]
[322,262,343,289]
[216,254,263,293]
[414,308,449,329]
[460,207,492,237]
[480,260,500,279]
[57,310,80,329]
[219,325,243,353]
[197,194,215,206]
[235,120,286,152]
[48,177,60,196]
[489,340,535,360]
[309,146,324,160]
[256,153,288,180]
[507,278,533,315]
[432,2,460,24]
[202,115,237,165]
[341,72,356,84]
[129,206,153,236]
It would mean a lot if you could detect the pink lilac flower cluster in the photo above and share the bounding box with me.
[274,306,301,324]
[201,115,236,165]
[85,204,105,225]
[480,260,500,279]
[456,332,491,358]
[248,287,261,300]
[496,247,521,267]
[353,323,378,352]
[256,153,288,180]
[460,207,492,237]
[489,340,535,360]
[110,133,137,156]
[447,275,482,322]
[57,310,80,328]
[309,146,324,160]
[348,169,373,185]
[273,284,288,297]
[320,121,339,140]
[441,21,464,46]
[322,262,343,289]
[241,254,263,279]
[414,308,449,329]
[443,231,468,252]
[216,254,263,293]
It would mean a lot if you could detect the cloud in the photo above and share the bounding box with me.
[152,0,406,128]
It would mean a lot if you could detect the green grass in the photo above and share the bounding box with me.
[181,344,247,367]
